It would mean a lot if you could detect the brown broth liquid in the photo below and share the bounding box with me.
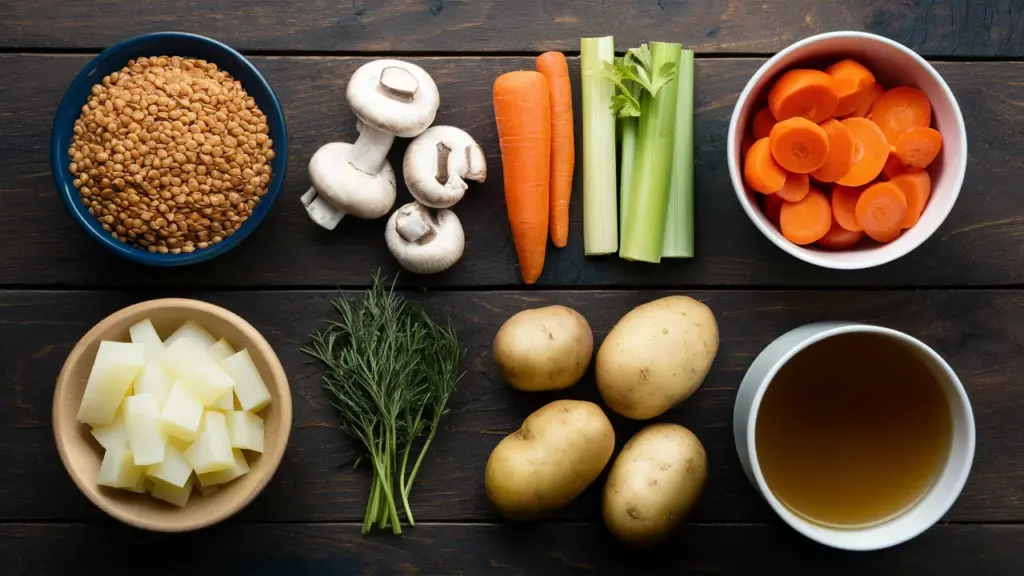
[755,333,952,529]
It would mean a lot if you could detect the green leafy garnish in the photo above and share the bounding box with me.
[591,44,677,118]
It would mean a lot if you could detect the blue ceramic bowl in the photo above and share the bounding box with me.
[51,32,288,266]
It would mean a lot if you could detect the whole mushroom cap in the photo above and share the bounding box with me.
[346,59,441,139]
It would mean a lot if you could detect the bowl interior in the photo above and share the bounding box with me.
[53,299,292,532]
[729,33,966,269]
[51,32,288,267]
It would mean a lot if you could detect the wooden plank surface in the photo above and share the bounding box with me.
[4,522,1022,576]
[3,54,1024,288]
[3,289,1021,523]
[0,1,1020,57]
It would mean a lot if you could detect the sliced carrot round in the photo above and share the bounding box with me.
[826,59,876,117]
[831,184,864,232]
[761,192,784,227]
[752,107,777,140]
[818,220,865,250]
[845,83,884,119]
[869,86,932,144]
[810,119,855,183]
[775,172,810,202]
[894,126,943,170]
[836,117,890,187]
[855,182,908,242]
[768,69,839,123]
[881,154,906,180]
[780,188,831,245]
[770,117,830,173]
[744,137,787,194]
[889,170,932,228]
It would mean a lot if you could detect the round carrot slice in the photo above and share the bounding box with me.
[881,154,905,180]
[780,188,831,245]
[889,170,932,228]
[810,119,855,183]
[845,83,884,119]
[831,184,864,232]
[770,117,830,173]
[826,59,876,117]
[768,69,840,123]
[775,172,810,202]
[894,126,943,170]
[753,107,777,140]
[869,86,932,144]
[836,118,889,187]
[855,182,908,242]
[744,137,787,194]
[818,220,865,250]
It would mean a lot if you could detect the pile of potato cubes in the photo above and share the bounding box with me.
[77,319,271,507]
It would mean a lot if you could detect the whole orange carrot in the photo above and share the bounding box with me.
[536,51,575,248]
[493,71,551,284]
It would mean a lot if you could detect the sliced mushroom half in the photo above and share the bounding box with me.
[403,125,487,209]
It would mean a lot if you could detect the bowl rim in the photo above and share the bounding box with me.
[50,31,289,267]
[52,298,293,532]
[726,30,968,270]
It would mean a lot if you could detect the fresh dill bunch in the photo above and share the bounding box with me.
[303,271,464,534]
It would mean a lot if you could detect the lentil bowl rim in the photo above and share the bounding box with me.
[50,31,288,267]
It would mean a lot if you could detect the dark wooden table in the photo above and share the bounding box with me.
[2,1,1024,574]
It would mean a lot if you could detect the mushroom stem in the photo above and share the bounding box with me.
[301,186,347,230]
[395,203,438,244]
[347,125,395,175]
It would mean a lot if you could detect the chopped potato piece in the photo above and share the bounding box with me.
[227,411,264,453]
[197,483,220,497]
[133,363,174,409]
[160,339,235,406]
[90,408,128,451]
[97,445,145,489]
[129,318,165,362]
[167,435,191,454]
[221,349,271,412]
[127,472,148,494]
[164,320,217,350]
[185,411,234,474]
[150,475,195,508]
[160,380,205,442]
[77,341,146,426]
[207,338,236,362]
[197,449,250,487]
[210,390,235,412]
[124,394,166,466]
[146,442,192,488]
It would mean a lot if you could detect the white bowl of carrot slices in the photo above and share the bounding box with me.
[728,31,967,269]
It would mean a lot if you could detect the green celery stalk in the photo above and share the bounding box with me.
[661,49,695,258]
[618,117,637,242]
[619,42,682,263]
[580,36,618,256]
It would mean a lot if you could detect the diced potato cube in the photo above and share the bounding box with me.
[185,411,233,474]
[210,390,235,411]
[164,320,217,350]
[133,363,174,409]
[167,435,192,454]
[96,446,145,489]
[129,318,165,362]
[226,411,264,453]
[221,349,271,412]
[146,442,192,488]
[160,339,235,406]
[150,475,194,508]
[197,449,250,487]
[90,408,128,451]
[159,380,204,442]
[207,338,236,362]
[124,394,166,466]
[197,483,219,497]
[77,341,146,426]
[127,472,148,494]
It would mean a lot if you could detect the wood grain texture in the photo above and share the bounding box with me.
[2,289,1021,522]
[3,54,1024,288]
[0,0,1020,57]
[3,522,1023,575]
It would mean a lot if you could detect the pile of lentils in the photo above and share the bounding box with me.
[69,56,274,254]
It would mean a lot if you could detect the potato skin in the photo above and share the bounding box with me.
[596,296,718,420]
[485,400,615,519]
[602,423,707,547]
[493,305,594,392]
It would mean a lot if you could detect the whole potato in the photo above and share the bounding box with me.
[603,423,707,547]
[493,305,593,392]
[596,295,718,419]
[485,399,614,519]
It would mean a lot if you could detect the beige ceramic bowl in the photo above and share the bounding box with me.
[53,298,292,532]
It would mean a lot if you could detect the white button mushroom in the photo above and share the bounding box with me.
[301,59,441,230]
[403,125,487,209]
[385,202,465,275]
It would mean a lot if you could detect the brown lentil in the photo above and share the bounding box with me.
[69,56,274,252]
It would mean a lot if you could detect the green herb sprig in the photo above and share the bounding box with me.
[594,44,677,118]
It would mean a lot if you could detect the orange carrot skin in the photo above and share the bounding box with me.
[890,170,932,228]
[745,137,787,194]
[818,220,865,250]
[536,51,575,248]
[493,71,551,284]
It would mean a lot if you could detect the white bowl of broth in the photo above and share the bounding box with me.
[733,323,975,551]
